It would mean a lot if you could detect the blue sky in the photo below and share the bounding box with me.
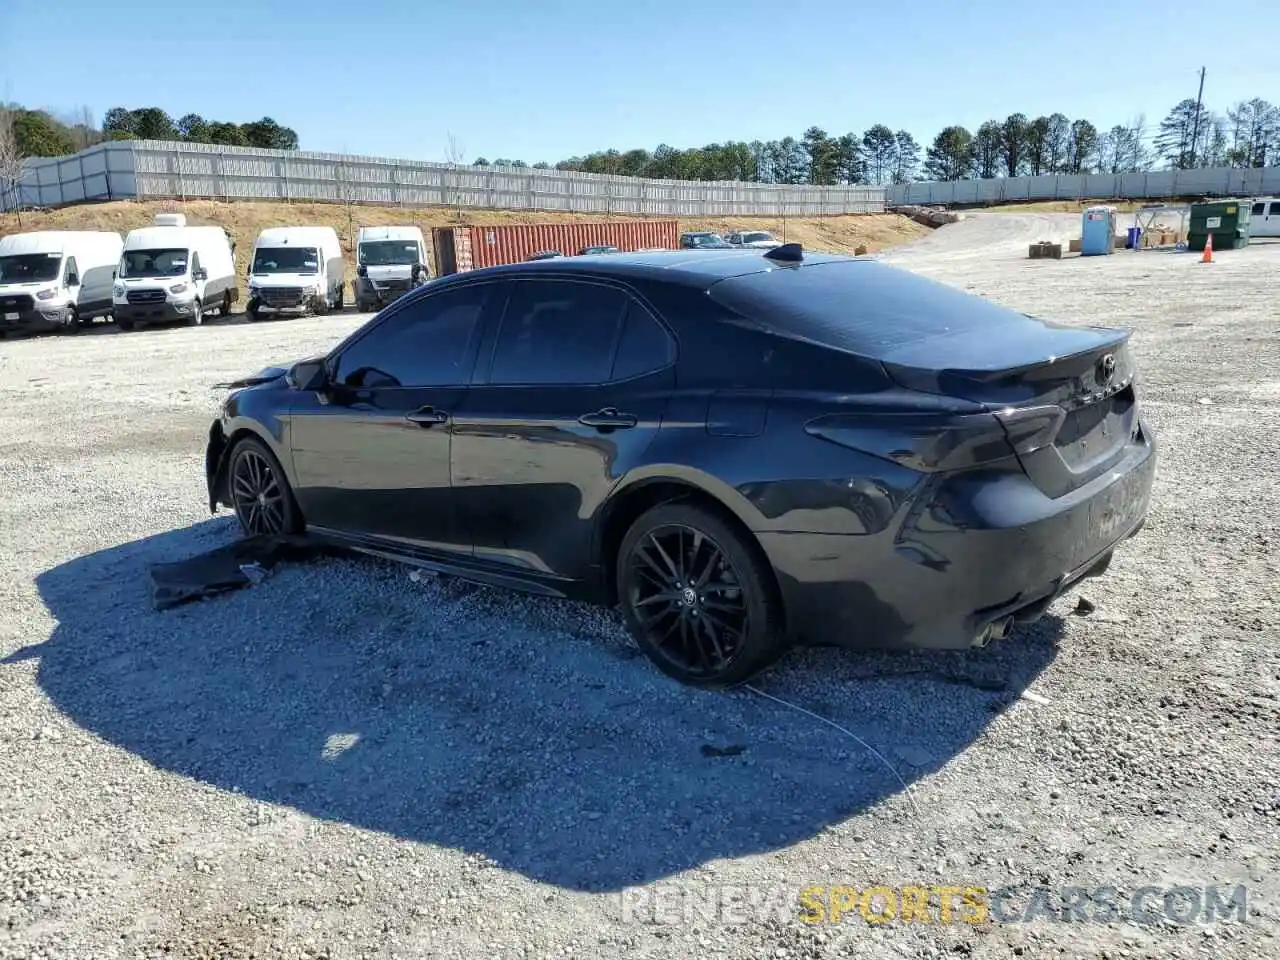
[3,0,1278,163]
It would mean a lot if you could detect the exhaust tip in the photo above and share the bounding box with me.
[973,616,1014,648]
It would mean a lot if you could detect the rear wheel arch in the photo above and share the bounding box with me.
[595,475,781,617]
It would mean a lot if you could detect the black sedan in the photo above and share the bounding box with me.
[205,244,1156,686]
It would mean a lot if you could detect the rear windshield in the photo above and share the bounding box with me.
[708,260,1028,354]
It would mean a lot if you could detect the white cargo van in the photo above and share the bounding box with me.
[0,231,123,337]
[246,226,345,321]
[113,214,238,330]
[1250,197,1280,238]
[353,225,428,312]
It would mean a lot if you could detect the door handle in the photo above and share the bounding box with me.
[405,406,449,426]
[578,407,638,429]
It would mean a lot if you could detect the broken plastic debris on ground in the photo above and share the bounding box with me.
[148,534,328,610]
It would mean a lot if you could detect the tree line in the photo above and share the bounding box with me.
[547,127,921,186]
[511,98,1278,185]
[102,107,299,150]
[5,96,1277,186]
[0,103,300,159]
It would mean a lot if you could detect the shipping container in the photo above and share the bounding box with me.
[432,220,679,275]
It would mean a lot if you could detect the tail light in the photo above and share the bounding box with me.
[993,405,1066,455]
[805,412,1018,473]
[807,404,1069,473]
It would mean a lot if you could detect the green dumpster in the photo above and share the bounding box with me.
[1188,200,1252,251]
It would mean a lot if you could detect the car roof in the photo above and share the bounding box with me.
[433,248,858,288]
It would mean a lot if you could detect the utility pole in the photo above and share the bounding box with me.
[1188,66,1206,168]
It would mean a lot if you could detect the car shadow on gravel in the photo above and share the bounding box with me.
[29,520,1063,893]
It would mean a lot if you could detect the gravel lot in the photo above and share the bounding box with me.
[1,219,1277,959]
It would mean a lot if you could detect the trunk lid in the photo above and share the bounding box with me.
[882,324,1139,498]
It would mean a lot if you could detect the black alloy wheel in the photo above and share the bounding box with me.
[618,503,784,686]
[229,438,300,536]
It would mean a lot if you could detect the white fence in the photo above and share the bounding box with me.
[13,142,1273,217]
[886,167,1280,206]
[6,141,887,217]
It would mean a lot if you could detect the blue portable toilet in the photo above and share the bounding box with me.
[1081,205,1116,256]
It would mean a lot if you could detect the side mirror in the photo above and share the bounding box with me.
[356,264,367,277]
[112,270,117,280]
[286,358,329,392]
[193,267,208,281]
[66,274,80,287]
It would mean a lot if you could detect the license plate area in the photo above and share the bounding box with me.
[1087,461,1149,548]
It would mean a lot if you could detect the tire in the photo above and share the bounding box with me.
[219,291,232,317]
[616,503,785,686]
[227,435,303,537]
[356,298,372,313]
[189,298,203,326]
[59,305,81,335]
[335,283,345,311]
[117,317,135,331]
[246,305,260,323]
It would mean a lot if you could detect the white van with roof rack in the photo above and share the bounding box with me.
[246,226,345,321]
[112,214,238,330]
[0,231,123,337]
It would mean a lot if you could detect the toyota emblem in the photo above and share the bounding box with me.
[1098,354,1116,382]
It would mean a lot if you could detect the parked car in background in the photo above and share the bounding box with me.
[580,245,619,255]
[113,214,238,329]
[726,230,781,249]
[205,244,1156,687]
[0,230,123,337]
[354,225,429,312]
[246,227,346,322]
[679,231,733,249]
[526,250,563,260]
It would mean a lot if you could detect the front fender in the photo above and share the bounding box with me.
[205,421,230,513]
[204,403,296,515]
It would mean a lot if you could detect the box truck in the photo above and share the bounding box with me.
[112,214,238,329]
[246,226,345,321]
[353,225,428,312]
[0,231,124,337]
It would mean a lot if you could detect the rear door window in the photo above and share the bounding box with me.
[488,280,629,385]
[1270,202,1280,217]
[611,303,675,380]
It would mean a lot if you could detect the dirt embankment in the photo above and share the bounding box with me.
[0,200,928,283]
